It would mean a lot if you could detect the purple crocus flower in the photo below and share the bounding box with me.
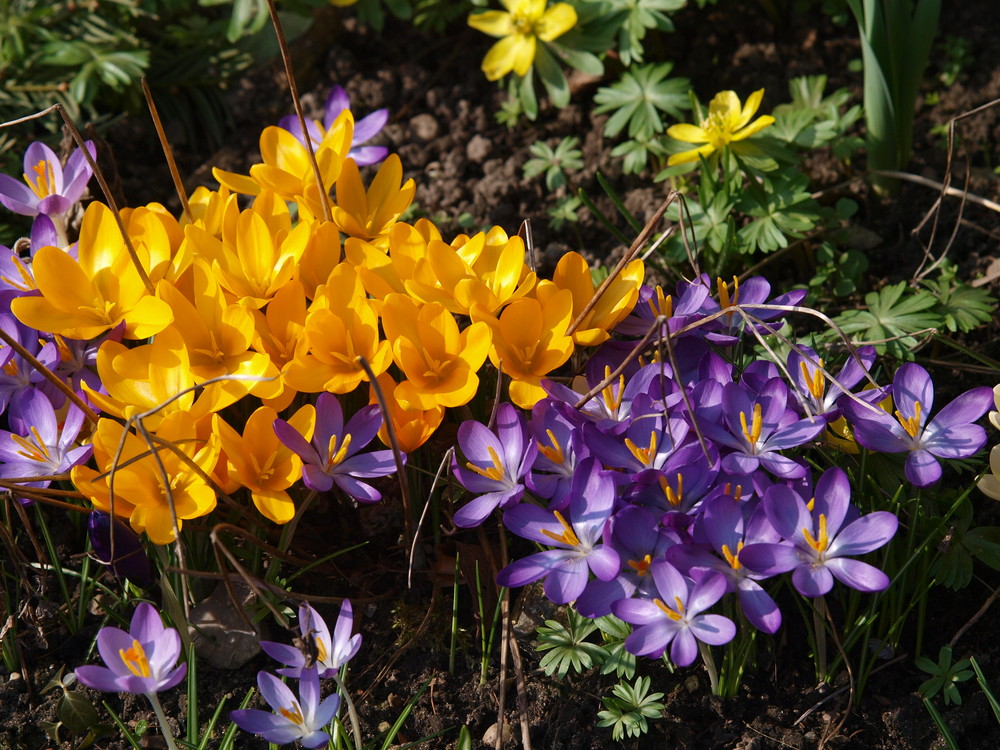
[231,668,340,748]
[279,85,389,167]
[739,467,898,597]
[614,280,710,338]
[576,506,676,618]
[526,398,589,511]
[583,395,690,479]
[497,457,620,603]
[699,379,826,479]
[612,560,736,665]
[698,275,807,346]
[840,363,994,487]
[0,389,92,499]
[261,600,362,680]
[88,511,153,587]
[452,402,537,528]
[668,494,783,633]
[75,602,186,695]
[0,140,95,218]
[0,313,60,413]
[786,345,878,421]
[273,393,398,503]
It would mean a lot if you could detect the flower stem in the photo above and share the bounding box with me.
[698,641,720,695]
[333,673,363,750]
[814,596,828,681]
[145,691,180,750]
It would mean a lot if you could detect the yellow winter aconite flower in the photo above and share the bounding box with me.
[11,202,173,340]
[381,294,491,410]
[484,281,575,409]
[213,405,314,525]
[71,413,220,545]
[551,251,644,347]
[469,0,578,81]
[666,89,775,166]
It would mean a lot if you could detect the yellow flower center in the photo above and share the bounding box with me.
[659,473,683,507]
[26,158,56,200]
[721,541,744,570]
[119,639,151,679]
[625,430,658,467]
[279,701,304,726]
[717,275,739,310]
[327,433,352,468]
[800,358,826,401]
[654,595,686,621]
[724,482,743,502]
[536,429,564,465]
[600,367,625,416]
[701,97,743,149]
[802,513,829,554]
[11,427,51,463]
[895,401,923,438]
[628,554,653,577]
[541,509,581,547]
[465,444,505,482]
[740,403,763,447]
[646,286,673,319]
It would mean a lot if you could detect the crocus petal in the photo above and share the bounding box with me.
[231,709,302,744]
[792,565,834,597]
[496,549,568,589]
[893,363,934,419]
[612,598,663,626]
[587,545,621,582]
[737,580,782,633]
[738,542,802,576]
[905,449,942,487]
[261,640,305,669]
[669,628,699,666]
[828,512,898,558]
[826,557,890,592]
[924,424,987,459]
[929,386,993,429]
[544,555,590,603]
[689,614,736,647]
[353,109,389,143]
[74,665,122,692]
[625,622,675,658]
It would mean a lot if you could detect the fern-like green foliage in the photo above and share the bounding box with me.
[593,62,690,141]
[522,137,584,191]
[832,281,941,360]
[596,676,665,741]
[535,610,608,679]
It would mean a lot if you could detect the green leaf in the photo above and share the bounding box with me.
[535,44,570,109]
[920,270,995,333]
[59,690,100,734]
[593,63,690,139]
[832,281,940,359]
[535,611,608,680]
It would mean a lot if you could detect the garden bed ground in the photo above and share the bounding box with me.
[2,1,1000,748]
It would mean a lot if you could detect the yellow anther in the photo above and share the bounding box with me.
[536,429,565,465]
[119,639,151,679]
[802,513,828,554]
[646,286,673,319]
[465,444,505,482]
[279,702,305,726]
[541,510,581,547]
[327,433,353,468]
[895,401,923,438]
[799,359,825,401]
[717,275,739,309]
[625,430,658,467]
[26,159,55,200]
[659,473,683,507]
[721,541,744,570]
[12,427,50,463]
[600,366,625,415]
[654,595,686,621]
[628,554,653,577]
[0,253,37,292]
[723,482,744,502]
[740,403,763,446]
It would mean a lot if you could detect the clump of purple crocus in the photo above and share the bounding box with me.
[279,85,388,166]
[261,600,362,679]
[841,363,994,487]
[231,668,340,749]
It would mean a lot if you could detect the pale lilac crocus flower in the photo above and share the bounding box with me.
[452,402,537,528]
[75,602,186,695]
[273,393,398,503]
[786,345,878,421]
[497,457,620,603]
[279,85,389,166]
[231,668,340,748]
[261,600,362,680]
[612,560,735,665]
[841,362,993,487]
[739,467,898,597]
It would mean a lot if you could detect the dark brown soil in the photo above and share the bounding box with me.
[3,1,1000,749]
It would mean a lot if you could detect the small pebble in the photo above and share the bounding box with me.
[466,135,491,163]
[409,113,439,142]
[482,720,513,746]
[8,672,20,682]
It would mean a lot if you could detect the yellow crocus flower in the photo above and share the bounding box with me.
[666,89,775,166]
[11,202,173,340]
[468,0,578,81]
[212,405,314,525]
[380,294,491,410]
[370,372,445,454]
[72,413,220,545]
[551,251,644,347]
[317,154,415,246]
